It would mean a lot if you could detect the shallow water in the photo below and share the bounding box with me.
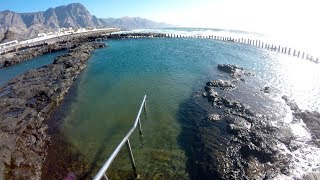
[0,51,65,87]
[42,38,320,178]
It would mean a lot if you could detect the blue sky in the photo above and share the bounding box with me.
[0,0,319,39]
[0,0,196,18]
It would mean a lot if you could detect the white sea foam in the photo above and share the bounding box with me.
[272,104,320,179]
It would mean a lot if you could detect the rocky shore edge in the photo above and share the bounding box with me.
[191,64,320,179]
[0,41,106,179]
[0,31,111,68]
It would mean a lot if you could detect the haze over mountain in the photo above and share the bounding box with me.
[102,17,171,30]
[0,3,173,42]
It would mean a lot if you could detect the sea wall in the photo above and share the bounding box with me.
[0,42,106,179]
[106,32,166,39]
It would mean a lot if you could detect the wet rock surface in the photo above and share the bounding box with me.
[0,41,106,179]
[282,95,320,147]
[217,64,252,80]
[183,64,316,179]
[106,32,166,39]
[0,31,110,68]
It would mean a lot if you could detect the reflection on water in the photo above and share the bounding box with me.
[44,38,320,178]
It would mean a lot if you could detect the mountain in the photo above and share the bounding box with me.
[101,17,172,30]
[1,29,18,42]
[0,3,105,42]
[0,3,174,43]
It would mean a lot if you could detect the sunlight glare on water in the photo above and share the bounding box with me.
[56,37,320,178]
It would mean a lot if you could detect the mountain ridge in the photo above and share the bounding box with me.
[102,16,172,30]
[0,3,173,42]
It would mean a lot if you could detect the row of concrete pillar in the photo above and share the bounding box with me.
[162,34,319,63]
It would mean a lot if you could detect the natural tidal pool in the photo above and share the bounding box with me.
[0,51,65,86]
[42,38,320,179]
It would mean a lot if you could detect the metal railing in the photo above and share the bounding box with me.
[94,95,147,180]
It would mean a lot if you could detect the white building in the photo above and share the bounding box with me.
[0,40,18,49]
[38,33,47,37]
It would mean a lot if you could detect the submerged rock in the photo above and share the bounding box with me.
[207,114,221,121]
[217,64,243,73]
[206,79,236,89]
[0,42,106,179]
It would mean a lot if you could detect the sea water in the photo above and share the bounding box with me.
[44,37,320,178]
[0,51,65,86]
[1,31,318,178]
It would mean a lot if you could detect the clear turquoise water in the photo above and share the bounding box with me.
[0,51,65,86]
[55,38,320,178]
[1,37,319,179]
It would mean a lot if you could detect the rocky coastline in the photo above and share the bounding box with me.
[0,41,106,179]
[106,32,166,39]
[187,64,320,179]
[0,31,112,68]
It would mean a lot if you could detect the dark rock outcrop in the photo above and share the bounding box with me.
[0,41,106,179]
[106,32,167,39]
[263,86,271,93]
[0,31,109,68]
[205,79,236,90]
[196,64,293,179]
[282,95,320,146]
[217,64,252,79]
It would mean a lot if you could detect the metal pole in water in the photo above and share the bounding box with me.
[126,139,138,178]
[138,117,143,135]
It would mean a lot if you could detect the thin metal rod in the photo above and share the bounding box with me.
[126,139,138,178]
[94,95,146,180]
[103,174,108,180]
[138,117,143,135]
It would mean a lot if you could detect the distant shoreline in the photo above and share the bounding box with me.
[0,29,118,68]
